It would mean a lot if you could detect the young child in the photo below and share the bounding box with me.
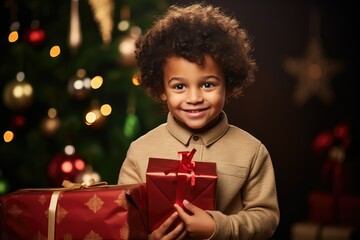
[118,3,280,239]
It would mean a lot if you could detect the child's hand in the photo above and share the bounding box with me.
[148,211,188,240]
[174,200,216,239]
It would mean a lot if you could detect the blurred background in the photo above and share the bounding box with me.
[0,0,358,239]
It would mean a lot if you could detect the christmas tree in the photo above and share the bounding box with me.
[0,0,169,193]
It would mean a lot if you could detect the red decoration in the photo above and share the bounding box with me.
[13,115,25,126]
[312,122,351,194]
[308,122,357,225]
[312,122,351,154]
[24,26,46,46]
[11,115,26,128]
[312,131,333,153]
[47,152,85,187]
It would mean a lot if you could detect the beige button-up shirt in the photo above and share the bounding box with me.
[118,111,280,239]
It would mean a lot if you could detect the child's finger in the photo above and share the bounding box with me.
[182,199,200,214]
[173,203,190,220]
[173,203,186,214]
[169,221,187,240]
[158,211,179,233]
[174,200,200,221]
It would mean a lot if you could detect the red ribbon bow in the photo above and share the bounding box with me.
[164,148,197,186]
[162,149,197,207]
[178,148,196,186]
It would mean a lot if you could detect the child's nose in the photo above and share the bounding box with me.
[186,88,204,103]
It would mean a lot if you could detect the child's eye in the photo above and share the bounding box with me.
[202,82,215,88]
[173,84,185,90]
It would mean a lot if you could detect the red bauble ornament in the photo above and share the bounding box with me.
[11,115,26,128]
[24,21,46,46]
[48,152,86,187]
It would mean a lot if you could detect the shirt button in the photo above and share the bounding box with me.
[192,135,199,141]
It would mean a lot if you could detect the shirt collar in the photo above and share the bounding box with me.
[166,111,229,146]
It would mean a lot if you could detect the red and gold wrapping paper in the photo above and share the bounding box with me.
[0,183,148,240]
[146,149,217,232]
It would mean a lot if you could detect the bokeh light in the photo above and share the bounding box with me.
[132,72,140,86]
[50,45,61,57]
[61,160,73,173]
[118,20,130,31]
[100,104,112,116]
[64,145,75,155]
[48,108,57,118]
[8,31,18,42]
[3,131,14,143]
[91,76,103,89]
[85,111,97,125]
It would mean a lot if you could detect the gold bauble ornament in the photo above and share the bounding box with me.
[41,108,61,135]
[118,26,141,67]
[67,69,91,100]
[3,72,33,110]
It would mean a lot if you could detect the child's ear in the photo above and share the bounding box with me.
[160,93,167,101]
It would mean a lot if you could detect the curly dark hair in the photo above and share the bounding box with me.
[135,2,257,102]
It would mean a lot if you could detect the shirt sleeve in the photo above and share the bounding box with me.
[206,143,280,239]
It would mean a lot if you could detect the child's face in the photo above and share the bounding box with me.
[161,55,226,131]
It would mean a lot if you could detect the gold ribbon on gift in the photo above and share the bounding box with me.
[47,178,108,240]
[62,178,108,189]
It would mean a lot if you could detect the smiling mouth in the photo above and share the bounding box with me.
[184,109,205,113]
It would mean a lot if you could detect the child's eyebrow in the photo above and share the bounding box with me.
[167,77,185,84]
[202,75,222,80]
[167,75,221,83]
[168,75,221,82]
[198,75,223,82]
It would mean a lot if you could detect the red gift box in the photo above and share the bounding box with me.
[338,195,360,225]
[0,181,148,240]
[308,191,360,225]
[146,149,217,232]
[308,191,337,224]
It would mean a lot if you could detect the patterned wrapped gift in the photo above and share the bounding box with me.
[0,180,148,240]
[146,149,217,232]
